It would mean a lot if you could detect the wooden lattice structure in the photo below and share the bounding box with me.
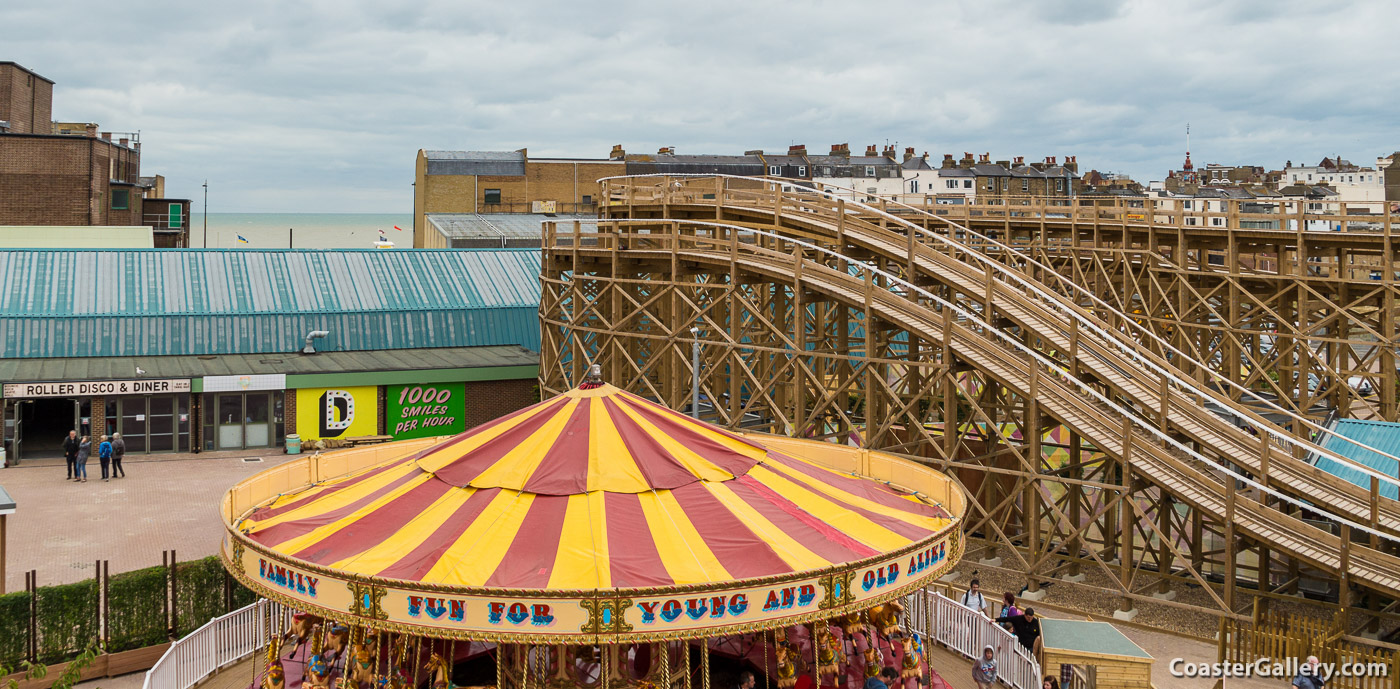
[539,175,1400,636]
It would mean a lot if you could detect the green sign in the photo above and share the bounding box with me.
[387,382,466,439]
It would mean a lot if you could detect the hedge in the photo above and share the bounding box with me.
[0,589,30,666]
[107,566,167,653]
[34,579,99,665]
[6,555,260,665]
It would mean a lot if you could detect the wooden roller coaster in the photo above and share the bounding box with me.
[538,175,1400,640]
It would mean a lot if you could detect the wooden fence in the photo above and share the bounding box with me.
[1219,600,1400,689]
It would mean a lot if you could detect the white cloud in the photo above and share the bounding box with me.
[5,0,1399,210]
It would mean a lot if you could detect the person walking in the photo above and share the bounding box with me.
[994,607,1043,653]
[960,579,990,616]
[97,435,113,481]
[111,433,126,478]
[1000,592,1020,632]
[971,645,998,689]
[62,430,80,480]
[75,435,91,483]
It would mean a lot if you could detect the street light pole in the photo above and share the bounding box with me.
[202,180,208,248]
[690,327,701,419]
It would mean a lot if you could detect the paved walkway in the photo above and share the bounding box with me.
[1,448,293,593]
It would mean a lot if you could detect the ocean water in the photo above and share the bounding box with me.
[189,213,413,249]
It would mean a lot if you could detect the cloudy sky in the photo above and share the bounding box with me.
[5,0,1398,212]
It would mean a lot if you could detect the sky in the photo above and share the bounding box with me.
[5,0,1399,212]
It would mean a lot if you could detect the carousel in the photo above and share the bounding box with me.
[220,368,965,689]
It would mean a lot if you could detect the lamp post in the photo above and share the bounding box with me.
[690,327,701,419]
[202,180,209,248]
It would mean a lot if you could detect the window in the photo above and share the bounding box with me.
[909,181,919,193]
[1022,179,1029,192]
[768,165,781,176]
[986,179,994,190]
[111,189,129,210]
[865,166,876,177]
[484,188,501,205]
[1055,179,1064,192]
[963,180,973,189]
[1307,174,1312,181]
[946,180,957,189]
[797,166,806,177]
[581,195,593,206]
[823,167,832,176]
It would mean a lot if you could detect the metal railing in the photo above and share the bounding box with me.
[142,599,291,689]
[905,588,1040,689]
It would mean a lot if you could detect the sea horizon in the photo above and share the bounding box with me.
[189,212,414,249]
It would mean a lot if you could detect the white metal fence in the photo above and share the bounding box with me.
[143,599,292,689]
[905,589,1041,689]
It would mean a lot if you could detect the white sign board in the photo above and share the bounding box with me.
[203,374,286,392]
[3,379,191,399]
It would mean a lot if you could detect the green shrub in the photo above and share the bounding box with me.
[33,579,98,665]
[107,566,167,652]
[174,557,226,637]
[0,590,30,666]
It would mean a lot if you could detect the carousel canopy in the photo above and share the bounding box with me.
[237,384,952,590]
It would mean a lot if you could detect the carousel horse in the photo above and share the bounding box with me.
[322,624,350,662]
[897,634,922,682]
[287,613,323,651]
[838,611,863,636]
[306,655,334,689]
[424,653,455,689]
[862,643,882,679]
[262,660,287,689]
[774,643,799,689]
[867,601,902,637]
[345,645,376,689]
[815,626,840,677]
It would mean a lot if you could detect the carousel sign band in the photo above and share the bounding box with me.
[226,528,957,641]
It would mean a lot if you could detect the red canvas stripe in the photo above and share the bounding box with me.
[432,398,571,487]
[755,468,934,542]
[484,495,571,587]
[766,452,951,520]
[729,475,879,563]
[603,492,673,587]
[247,469,424,547]
[376,488,501,581]
[519,399,593,495]
[619,400,761,477]
[289,478,455,566]
[617,390,765,450]
[668,483,795,578]
[602,399,699,490]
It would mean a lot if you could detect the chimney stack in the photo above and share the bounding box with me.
[1045,156,1057,166]
[978,153,990,164]
[1064,155,1078,173]
[960,152,975,169]
[830,143,849,157]
[903,147,915,162]
[866,144,879,157]
[101,132,112,141]
[996,159,1010,168]
[942,154,956,169]
[1013,156,1024,166]
[609,144,626,160]
[119,137,129,147]
[788,144,807,156]
[658,146,675,155]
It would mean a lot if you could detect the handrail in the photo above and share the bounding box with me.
[904,589,1039,689]
[599,174,1400,498]
[142,599,292,689]
[546,217,1400,555]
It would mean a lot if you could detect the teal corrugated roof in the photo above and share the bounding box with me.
[1315,418,1400,500]
[0,249,542,358]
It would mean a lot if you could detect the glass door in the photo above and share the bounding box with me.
[121,397,147,453]
[216,394,244,450]
[245,393,271,447]
[148,396,175,452]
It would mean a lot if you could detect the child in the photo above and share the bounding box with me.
[972,645,998,689]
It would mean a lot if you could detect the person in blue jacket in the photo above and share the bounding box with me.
[97,435,113,481]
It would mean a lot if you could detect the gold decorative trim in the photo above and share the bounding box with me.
[348,580,388,620]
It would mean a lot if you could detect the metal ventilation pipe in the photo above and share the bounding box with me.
[302,330,330,354]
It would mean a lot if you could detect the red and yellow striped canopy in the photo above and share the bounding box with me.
[237,384,953,591]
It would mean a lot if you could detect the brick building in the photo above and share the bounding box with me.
[413,148,621,248]
[0,62,190,246]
